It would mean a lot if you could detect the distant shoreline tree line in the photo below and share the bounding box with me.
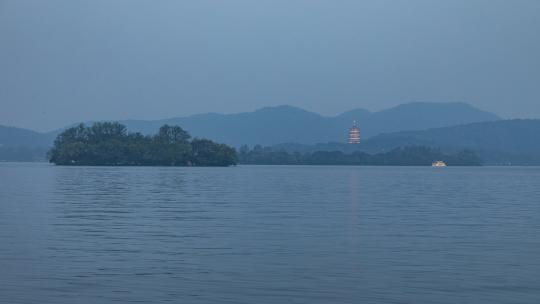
[48,122,237,166]
[47,122,482,167]
[238,145,482,166]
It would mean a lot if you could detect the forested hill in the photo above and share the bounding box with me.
[269,119,540,165]
[365,119,540,165]
[113,102,499,146]
[0,125,54,161]
[0,125,54,147]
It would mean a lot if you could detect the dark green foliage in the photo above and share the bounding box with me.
[48,122,236,166]
[238,145,481,166]
[192,139,237,166]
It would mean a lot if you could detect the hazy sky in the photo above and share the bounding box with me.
[1,0,539,131]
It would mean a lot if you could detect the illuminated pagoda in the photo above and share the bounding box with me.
[347,120,361,144]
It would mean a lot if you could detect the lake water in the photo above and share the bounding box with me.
[1,163,539,304]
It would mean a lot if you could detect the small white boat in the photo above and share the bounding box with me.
[432,160,447,167]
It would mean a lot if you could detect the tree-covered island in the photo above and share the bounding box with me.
[48,122,237,166]
[48,122,482,167]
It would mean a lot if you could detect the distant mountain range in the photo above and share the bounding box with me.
[2,102,499,147]
[80,102,500,147]
[0,126,54,161]
[4,102,538,164]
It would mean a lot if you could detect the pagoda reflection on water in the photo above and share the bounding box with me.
[348,120,361,144]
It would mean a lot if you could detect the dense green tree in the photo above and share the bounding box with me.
[155,125,191,145]
[191,139,237,166]
[151,125,192,166]
[48,122,236,166]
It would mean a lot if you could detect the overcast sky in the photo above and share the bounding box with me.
[1,0,539,131]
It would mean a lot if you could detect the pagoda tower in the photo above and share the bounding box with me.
[348,120,361,144]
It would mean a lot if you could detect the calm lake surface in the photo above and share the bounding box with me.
[1,163,539,304]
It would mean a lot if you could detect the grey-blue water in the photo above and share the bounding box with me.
[1,163,539,304]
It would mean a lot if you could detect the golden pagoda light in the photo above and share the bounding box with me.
[348,120,361,144]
